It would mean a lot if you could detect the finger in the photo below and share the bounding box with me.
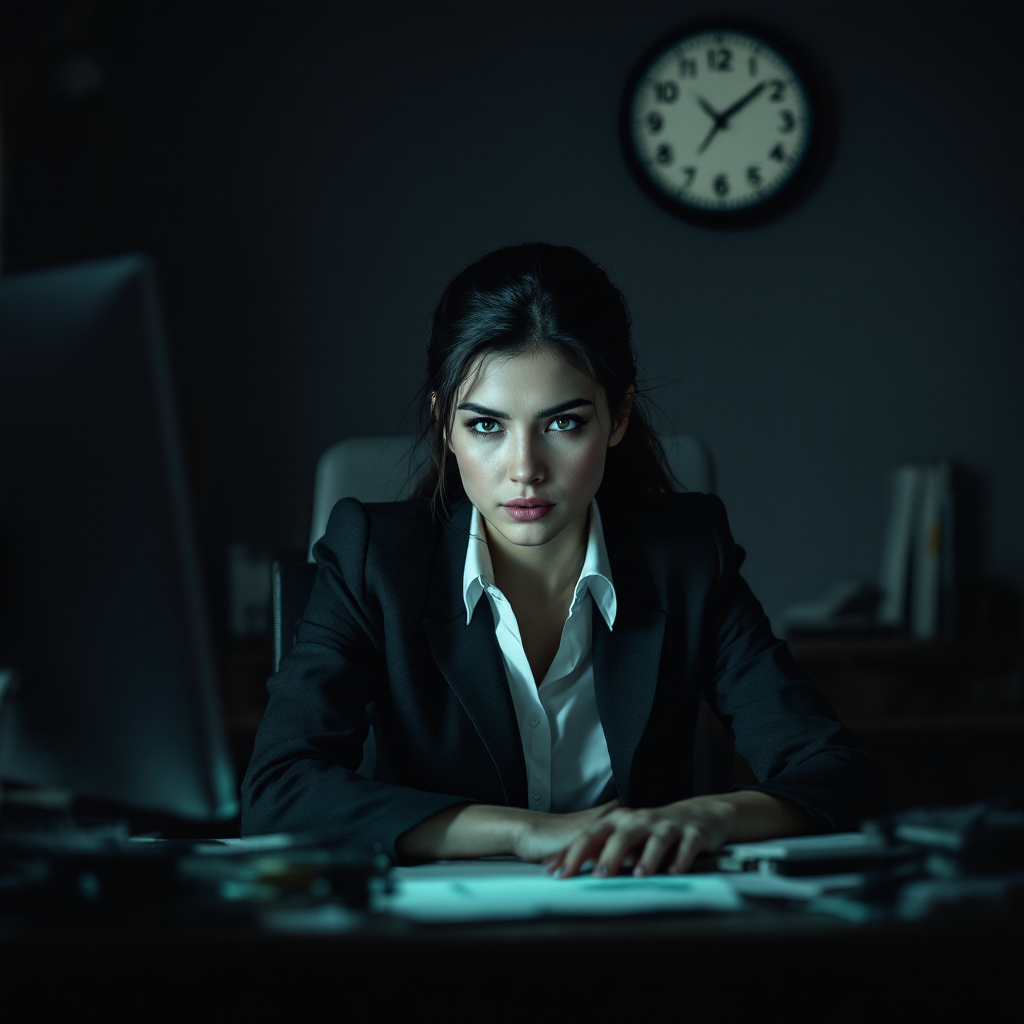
[593,824,651,877]
[668,825,706,875]
[544,848,567,874]
[559,824,613,878]
[558,822,615,879]
[633,824,682,877]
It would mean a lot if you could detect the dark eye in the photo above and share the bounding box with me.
[470,418,500,434]
[550,417,582,432]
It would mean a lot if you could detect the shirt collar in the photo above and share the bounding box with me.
[462,498,617,631]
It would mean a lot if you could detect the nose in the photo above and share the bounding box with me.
[508,431,546,486]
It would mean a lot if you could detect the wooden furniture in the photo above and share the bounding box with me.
[789,638,1024,809]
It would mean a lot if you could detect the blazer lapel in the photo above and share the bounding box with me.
[592,502,667,807]
[422,497,529,808]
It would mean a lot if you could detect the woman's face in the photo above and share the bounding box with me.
[442,346,631,551]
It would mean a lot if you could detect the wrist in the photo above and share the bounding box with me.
[680,790,812,843]
[454,803,534,858]
[507,807,543,859]
[669,794,738,833]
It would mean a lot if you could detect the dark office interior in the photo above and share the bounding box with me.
[0,1,1021,1021]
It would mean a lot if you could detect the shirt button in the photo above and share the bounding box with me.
[529,715,540,727]
[533,794,541,802]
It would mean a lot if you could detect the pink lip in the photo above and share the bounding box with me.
[503,501,554,522]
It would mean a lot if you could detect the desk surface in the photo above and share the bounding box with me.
[2,861,1021,1024]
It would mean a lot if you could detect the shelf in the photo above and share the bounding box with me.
[788,638,1022,670]
[844,714,1024,734]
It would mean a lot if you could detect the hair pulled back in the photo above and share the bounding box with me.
[409,242,678,527]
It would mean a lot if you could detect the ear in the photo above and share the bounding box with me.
[432,392,453,451]
[608,384,635,448]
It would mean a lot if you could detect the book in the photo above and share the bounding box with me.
[911,461,955,640]
[877,465,923,631]
[780,461,958,640]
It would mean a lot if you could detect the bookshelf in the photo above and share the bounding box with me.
[788,637,1023,809]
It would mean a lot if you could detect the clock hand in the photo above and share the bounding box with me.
[697,121,722,155]
[697,96,725,125]
[717,81,767,126]
[695,94,728,154]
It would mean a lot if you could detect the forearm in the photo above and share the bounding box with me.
[680,790,817,844]
[395,802,531,860]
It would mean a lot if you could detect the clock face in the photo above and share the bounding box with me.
[623,28,814,220]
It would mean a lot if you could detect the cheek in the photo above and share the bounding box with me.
[561,436,607,483]
[451,439,496,490]
[577,438,606,473]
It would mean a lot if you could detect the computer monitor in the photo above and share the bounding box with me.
[0,255,238,821]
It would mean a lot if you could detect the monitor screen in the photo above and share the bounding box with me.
[0,255,238,820]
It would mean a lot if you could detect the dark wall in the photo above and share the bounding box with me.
[2,0,1022,633]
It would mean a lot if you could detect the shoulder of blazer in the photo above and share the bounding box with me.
[319,494,437,564]
[316,495,443,607]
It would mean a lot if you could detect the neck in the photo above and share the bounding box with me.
[484,505,590,606]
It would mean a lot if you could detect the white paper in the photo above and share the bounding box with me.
[376,861,743,921]
[191,834,297,855]
[719,831,884,863]
[720,872,864,900]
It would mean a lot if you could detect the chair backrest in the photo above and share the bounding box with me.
[307,435,422,559]
[308,433,715,559]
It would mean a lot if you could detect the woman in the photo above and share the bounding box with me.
[241,243,886,877]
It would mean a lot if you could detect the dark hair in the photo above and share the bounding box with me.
[408,242,679,528]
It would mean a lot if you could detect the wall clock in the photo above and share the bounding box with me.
[621,24,821,225]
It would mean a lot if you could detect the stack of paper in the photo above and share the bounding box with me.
[374,861,743,921]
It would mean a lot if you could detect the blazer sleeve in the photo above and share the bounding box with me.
[240,498,473,861]
[703,493,890,831]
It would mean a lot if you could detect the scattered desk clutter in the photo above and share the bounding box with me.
[1,797,1019,931]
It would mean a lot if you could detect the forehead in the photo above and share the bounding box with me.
[458,347,596,400]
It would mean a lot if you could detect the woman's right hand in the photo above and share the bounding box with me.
[512,798,621,864]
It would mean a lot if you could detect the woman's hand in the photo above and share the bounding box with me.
[544,796,738,878]
[511,798,622,863]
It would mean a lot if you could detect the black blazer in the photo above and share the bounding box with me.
[241,491,887,861]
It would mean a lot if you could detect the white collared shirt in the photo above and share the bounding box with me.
[462,498,617,813]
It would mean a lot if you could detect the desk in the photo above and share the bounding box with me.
[2,867,1021,1024]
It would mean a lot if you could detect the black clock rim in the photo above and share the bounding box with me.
[619,17,835,229]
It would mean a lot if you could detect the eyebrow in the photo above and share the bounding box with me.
[456,398,595,419]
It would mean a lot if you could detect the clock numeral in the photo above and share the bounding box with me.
[748,56,758,77]
[769,79,785,102]
[713,173,730,197]
[747,165,762,187]
[678,57,697,78]
[770,143,785,162]
[647,112,664,133]
[707,47,733,72]
[653,80,679,103]
[681,166,696,188]
[779,110,795,133]
[656,144,674,165]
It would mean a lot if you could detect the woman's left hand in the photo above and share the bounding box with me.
[544,796,737,878]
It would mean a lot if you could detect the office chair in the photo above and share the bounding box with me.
[273,433,732,791]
